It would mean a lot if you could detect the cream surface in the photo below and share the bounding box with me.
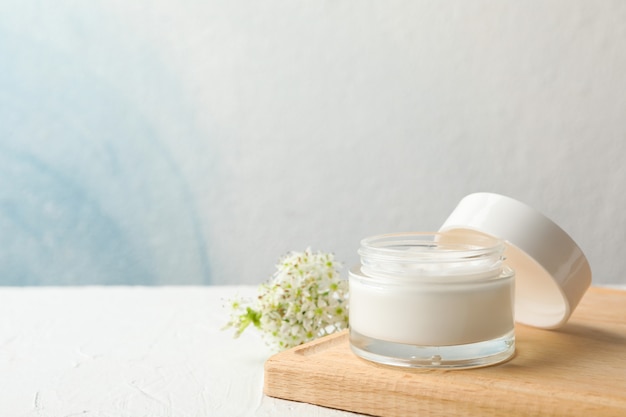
[350,274,515,346]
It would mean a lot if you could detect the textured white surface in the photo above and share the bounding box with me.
[0,286,361,417]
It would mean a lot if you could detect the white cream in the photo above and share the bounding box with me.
[348,232,516,368]
[349,271,514,346]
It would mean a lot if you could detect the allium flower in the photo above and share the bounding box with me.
[223,249,349,350]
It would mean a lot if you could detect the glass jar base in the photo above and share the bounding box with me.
[350,329,515,369]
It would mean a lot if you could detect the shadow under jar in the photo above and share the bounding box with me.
[349,232,515,369]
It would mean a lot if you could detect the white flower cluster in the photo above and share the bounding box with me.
[224,249,349,351]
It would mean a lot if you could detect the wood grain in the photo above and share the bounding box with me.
[264,287,626,416]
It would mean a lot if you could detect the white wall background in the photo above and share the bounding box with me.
[0,0,624,285]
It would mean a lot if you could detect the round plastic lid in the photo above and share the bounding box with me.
[439,192,592,329]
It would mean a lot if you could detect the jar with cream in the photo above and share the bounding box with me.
[349,232,515,369]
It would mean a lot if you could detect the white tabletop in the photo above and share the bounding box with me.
[0,286,361,417]
[3,285,624,417]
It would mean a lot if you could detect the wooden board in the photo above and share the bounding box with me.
[264,287,626,417]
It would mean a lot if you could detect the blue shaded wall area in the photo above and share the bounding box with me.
[0,4,211,285]
[2,2,625,287]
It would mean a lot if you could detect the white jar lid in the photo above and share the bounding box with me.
[439,192,592,329]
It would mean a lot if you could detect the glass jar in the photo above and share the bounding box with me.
[349,232,515,369]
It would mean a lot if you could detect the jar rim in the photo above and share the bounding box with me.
[359,231,505,262]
